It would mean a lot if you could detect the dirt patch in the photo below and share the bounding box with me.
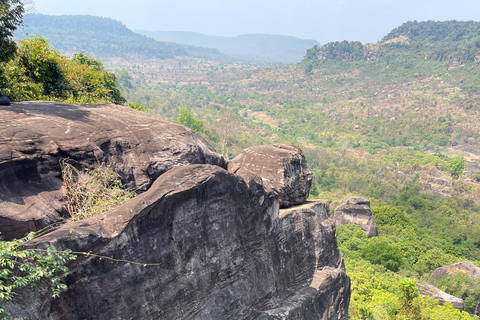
[249,111,278,126]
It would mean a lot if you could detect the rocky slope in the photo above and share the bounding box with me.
[2,102,350,319]
[0,102,225,240]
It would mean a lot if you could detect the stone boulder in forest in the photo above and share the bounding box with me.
[333,196,378,238]
[430,260,480,281]
[417,280,464,311]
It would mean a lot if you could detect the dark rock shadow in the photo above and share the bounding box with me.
[3,101,97,122]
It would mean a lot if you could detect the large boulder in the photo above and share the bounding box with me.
[0,102,226,240]
[227,144,313,208]
[0,91,10,105]
[4,164,350,319]
[417,280,464,311]
[333,196,378,238]
[430,261,480,281]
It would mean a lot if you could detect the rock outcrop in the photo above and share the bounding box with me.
[2,102,350,319]
[417,280,464,311]
[227,144,313,208]
[0,91,10,105]
[333,196,378,238]
[4,165,350,319]
[430,261,480,314]
[0,102,226,240]
[430,260,480,281]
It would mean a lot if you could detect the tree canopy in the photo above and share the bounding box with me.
[0,0,24,62]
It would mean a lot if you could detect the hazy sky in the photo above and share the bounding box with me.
[31,0,480,44]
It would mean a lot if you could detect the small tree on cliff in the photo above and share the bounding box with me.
[177,108,204,133]
[449,155,465,179]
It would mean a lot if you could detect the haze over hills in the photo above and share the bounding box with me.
[136,30,320,64]
[14,14,224,60]
[15,14,318,64]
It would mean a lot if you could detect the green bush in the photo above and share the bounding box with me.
[362,239,404,272]
[449,155,466,179]
[0,36,125,104]
[373,205,412,228]
[177,108,204,132]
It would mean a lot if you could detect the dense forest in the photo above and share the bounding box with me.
[3,12,480,319]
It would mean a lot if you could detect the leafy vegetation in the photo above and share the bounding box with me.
[0,36,126,104]
[0,233,76,318]
[0,0,24,63]
[61,160,136,221]
[449,155,466,179]
[177,108,204,133]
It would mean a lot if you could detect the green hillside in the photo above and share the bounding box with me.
[303,20,480,65]
[15,14,224,60]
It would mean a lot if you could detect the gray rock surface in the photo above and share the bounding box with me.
[417,280,464,311]
[4,164,350,319]
[430,260,480,281]
[228,144,313,208]
[334,197,378,238]
[0,102,226,240]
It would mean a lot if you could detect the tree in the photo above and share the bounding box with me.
[449,155,465,179]
[217,111,238,160]
[0,0,25,62]
[0,36,126,104]
[177,108,203,133]
[361,239,403,272]
[0,232,76,317]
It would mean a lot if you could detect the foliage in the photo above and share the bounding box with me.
[449,155,465,179]
[0,232,76,317]
[61,160,135,221]
[0,36,126,104]
[362,238,404,272]
[398,278,421,319]
[338,226,479,319]
[373,206,412,229]
[473,171,480,182]
[432,273,480,314]
[0,0,24,63]
[128,102,147,112]
[177,108,204,133]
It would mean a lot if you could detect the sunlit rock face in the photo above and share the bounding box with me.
[417,280,464,311]
[0,102,226,240]
[228,144,313,209]
[2,105,350,319]
[333,196,378,238]
[5,165,350,319]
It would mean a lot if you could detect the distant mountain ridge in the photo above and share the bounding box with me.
[302,20,480,66]
[136,30,320,64]
[15,14,223,60]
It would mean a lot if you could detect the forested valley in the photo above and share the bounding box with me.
[4,12,480,319]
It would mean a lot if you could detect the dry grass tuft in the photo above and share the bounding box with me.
[60,160,135,221]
